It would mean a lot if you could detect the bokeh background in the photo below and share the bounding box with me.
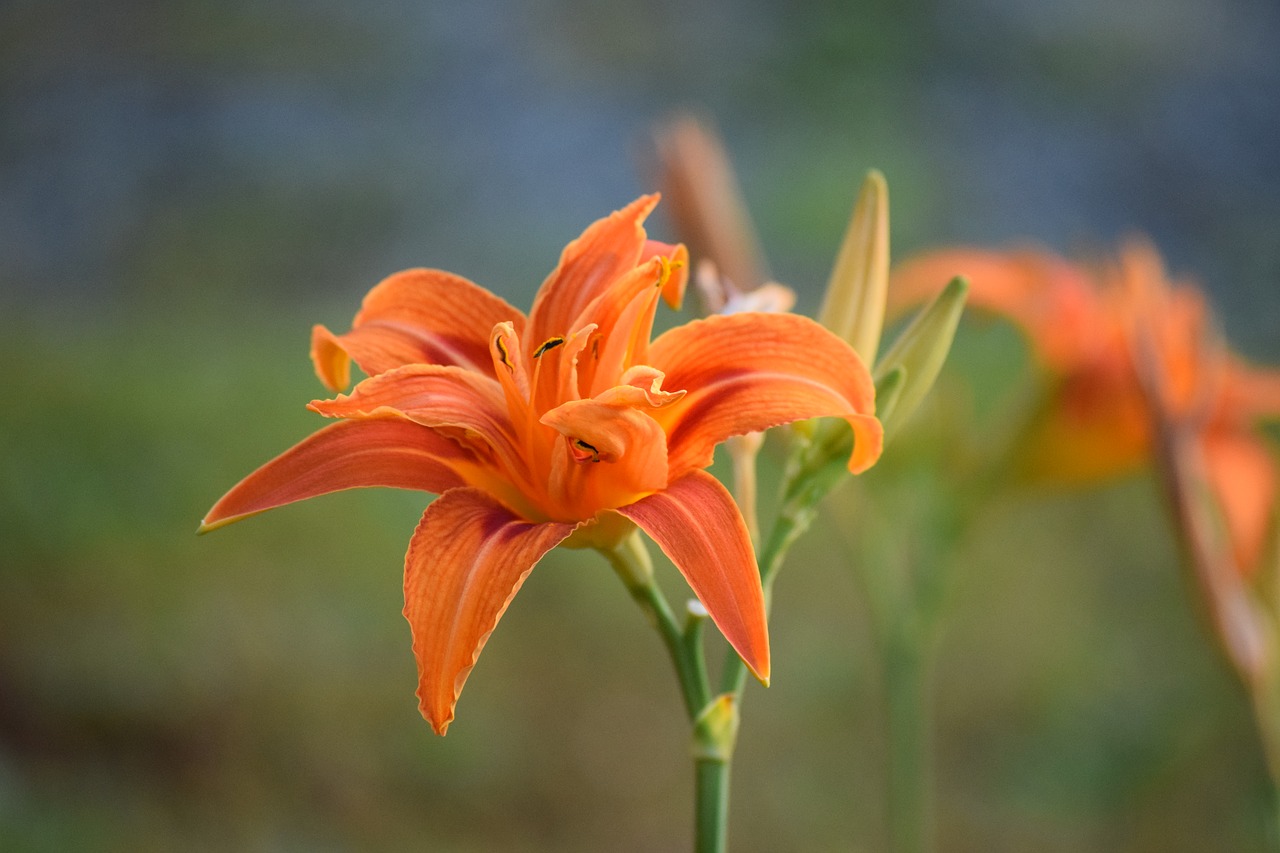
[4,1,1280,850]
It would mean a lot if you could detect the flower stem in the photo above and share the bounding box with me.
[884,629,931,853]
[693,694,739,853]
[605,532,737,851]
[695,757,731,852]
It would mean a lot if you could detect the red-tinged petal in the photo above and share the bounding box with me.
[312,269,524,391]
[1202,432,1277,578]
[525,196,658,351]
[403,488,577,734]
[308,365,532,497]
[649,312,883,478]
[617,470,769,683]
[890,249,1101,371]
[200,418,468,532]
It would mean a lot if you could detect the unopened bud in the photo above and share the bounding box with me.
[875,276,969,435]
[818,170,890,364]
[692,694,740,761]
[873,365,908,428]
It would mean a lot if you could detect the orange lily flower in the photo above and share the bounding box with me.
[891,240,1280,577]
[202,196,883,734]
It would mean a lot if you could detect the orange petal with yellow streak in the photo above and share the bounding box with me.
[617,470,769,684]
[200,417,468,532]
[524,196,659,353]
[1202,432,1277,578]
[404,488,578,734]
[311,268,524,391]
[649,312,883,478]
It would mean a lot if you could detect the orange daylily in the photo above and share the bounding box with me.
[203,196,883,734]
[891,240,1280,577]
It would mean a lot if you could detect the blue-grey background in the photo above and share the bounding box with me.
[3,1,1278,850]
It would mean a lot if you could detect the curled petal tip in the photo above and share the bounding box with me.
[423,708,452,736]
[310,324,352,392]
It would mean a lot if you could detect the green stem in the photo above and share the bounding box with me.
[884,630,931,853]
[603,532,710,718]
[605,532,733,852]
[695,757,731,852]
[693,695,739,853]
[1247,677,1280,852]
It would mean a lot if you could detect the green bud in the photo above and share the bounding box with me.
[874,276,969,435]
[873,365,908,429]
[692,694,740,761]
[818,170,890,364]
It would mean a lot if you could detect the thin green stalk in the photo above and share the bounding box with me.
[883,630,931,853]
[695,758,731,852]
[693,695,740,853]
[1247,676,1280,852]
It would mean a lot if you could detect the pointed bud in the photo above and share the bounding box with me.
[873,365,908,429]
[818,170,890,364]
[875,276,969,435]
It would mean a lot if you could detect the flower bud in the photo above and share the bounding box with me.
[693,694,741,760]
[875,276,969,436]
[818,170,890,364]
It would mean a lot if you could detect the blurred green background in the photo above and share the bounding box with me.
[4,1,1279,850]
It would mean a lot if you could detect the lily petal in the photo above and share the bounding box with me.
[616,470,769,683]
[308,365,534,505]
[1015,369,1150,485]
[404,488,578,734]
[575,255,687,396]
[312,268,524,391]
[1202,432,1277,577]
[890,249,1099,371]
[525,195,658,352]
[1223,361,1280,423]
[649,312,883,477]
[200,418,468,532]
[541,398,669,514]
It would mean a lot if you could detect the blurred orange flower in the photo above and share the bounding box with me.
[203,196,883,733]
[892,239,1280,577]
